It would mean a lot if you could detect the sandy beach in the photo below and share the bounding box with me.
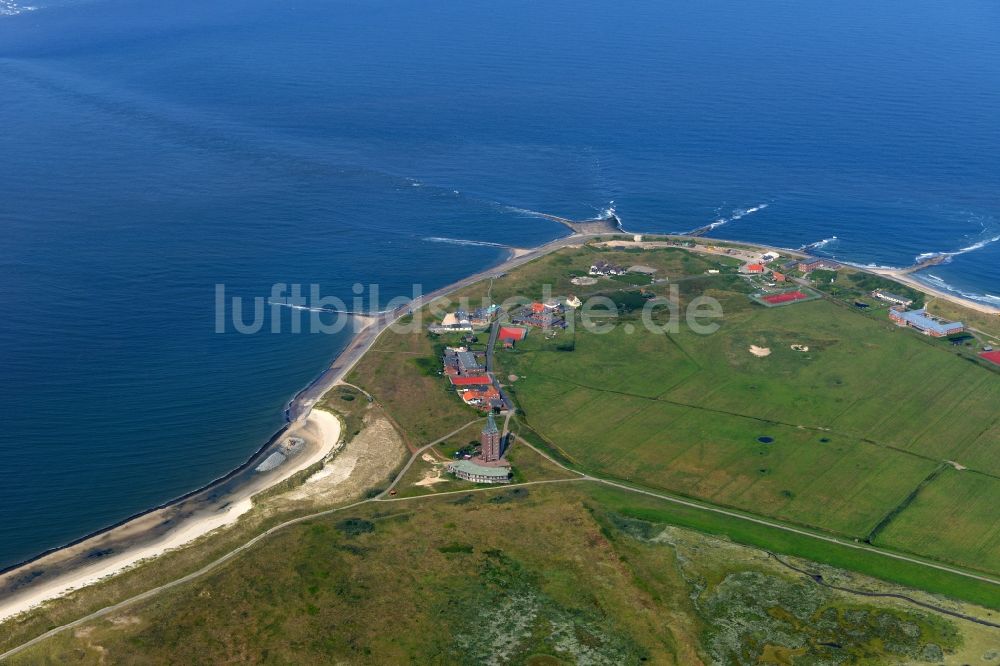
[867,267,1000,316]
[0,409,341,623]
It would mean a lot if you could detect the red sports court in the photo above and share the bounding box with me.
[762,291,808,305]
[498,326,528,341]
[980,351,1000,366]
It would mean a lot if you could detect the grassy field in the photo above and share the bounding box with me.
[497,247,1000,575]
[875,469,1000,574]
[392,426,575,499]
[346,313,475,446]
[348,245,742,447]
[445,245,733,307]
[11,484,991,665]
[585,483,1000,610]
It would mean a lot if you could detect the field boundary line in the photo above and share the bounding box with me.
[592,477,1000,587]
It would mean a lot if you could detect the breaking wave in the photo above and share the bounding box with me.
[917,274,1000,306]
[912,213,1000,264]
[269,302,340,313]
[268,301,394,315]
[800,236,838,252]
[502,205,556,220]
[423,237,509,249]
[688,203,769,235]
[598,201,624,230]
[1,0,38,15]
[841,260,903,271]
[913,233,1000,264]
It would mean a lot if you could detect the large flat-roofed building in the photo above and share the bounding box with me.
[798,257,842,272]
[446,459,511,484]
[456,351,483,374]
[889,308,964,337]
[872,290,914,307]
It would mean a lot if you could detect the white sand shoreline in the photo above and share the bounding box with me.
[0,410,341,623]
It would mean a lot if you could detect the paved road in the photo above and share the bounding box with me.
[485,318,516,413]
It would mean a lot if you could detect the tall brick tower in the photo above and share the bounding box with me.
[480,412,502,462]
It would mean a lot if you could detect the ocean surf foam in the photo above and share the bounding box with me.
[689,202,769,234]
[423,237,509,249]
[800,236,838,252]
[1,0,38,15]
[916,273,1000,306]
[913,228,1000,265]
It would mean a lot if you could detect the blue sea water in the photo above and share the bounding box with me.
[1,0,998,568]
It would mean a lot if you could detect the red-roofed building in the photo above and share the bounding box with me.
[461,386,501,408]
[772,271,786,282]
[450,375,491,387]
[530,302,546,314]
[742,263,766,274]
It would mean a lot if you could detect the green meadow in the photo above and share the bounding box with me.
[875,468,1000,574]
[499,248,1000,575]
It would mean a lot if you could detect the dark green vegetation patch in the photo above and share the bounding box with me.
[334,517,375,536]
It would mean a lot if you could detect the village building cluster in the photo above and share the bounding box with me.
[429,304,499,333]
[442,346,502,410]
